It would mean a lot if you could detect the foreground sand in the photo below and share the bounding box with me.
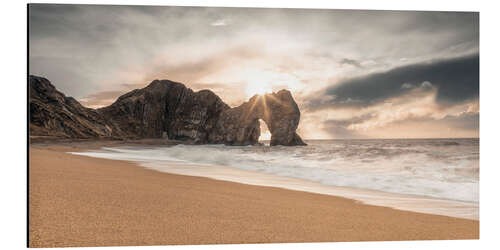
[29,144,479,247]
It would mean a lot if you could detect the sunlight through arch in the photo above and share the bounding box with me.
[258,118,271,141]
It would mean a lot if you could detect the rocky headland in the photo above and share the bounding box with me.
[29,75,306,146]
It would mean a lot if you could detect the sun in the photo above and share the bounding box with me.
[244,69,275,98]
[240,67,304,98]
[245,81,273,98]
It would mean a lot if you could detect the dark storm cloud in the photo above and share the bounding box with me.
[439,112,479,131]
[339,58,363,68]
[384,111,480,135]
[322,114,373,138]
[306,53,479,111]
[322,115,373,139]
[324,114,374,128]
[322,123,362,139]
[322,111,479,139]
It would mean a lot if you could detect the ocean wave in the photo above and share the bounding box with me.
[86,139,479,203]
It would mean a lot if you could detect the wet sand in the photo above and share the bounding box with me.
[28,143,479,247]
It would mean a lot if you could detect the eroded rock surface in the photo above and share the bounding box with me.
[29,75,306,146]
[98,79,229,143]
[210,90,307,146]
[29,75,125,139]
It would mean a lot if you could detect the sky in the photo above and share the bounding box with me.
[29,4,479,139]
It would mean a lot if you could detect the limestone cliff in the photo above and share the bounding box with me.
[29,75,306,146]
[98,79,229,143]
[29,75,126,139]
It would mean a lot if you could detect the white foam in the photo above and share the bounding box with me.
[78,142,479,203]
[70,143,479,220]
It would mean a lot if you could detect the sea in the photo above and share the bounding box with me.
[70,138,479,220]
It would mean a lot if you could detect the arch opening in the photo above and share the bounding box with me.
[258,118,271,142]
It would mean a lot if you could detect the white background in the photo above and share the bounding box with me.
[1,0,498,249]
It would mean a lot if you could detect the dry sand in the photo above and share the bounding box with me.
[29,143,479,247]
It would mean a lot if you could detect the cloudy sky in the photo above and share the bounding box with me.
[29,4,479,139]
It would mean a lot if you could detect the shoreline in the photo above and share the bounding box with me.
[136,162,480,221]
[29,143,479,247]
[70,143,479,220]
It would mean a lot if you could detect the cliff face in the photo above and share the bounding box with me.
[29,75,125,139]
[29,75,306,146]
[98,79,230,143]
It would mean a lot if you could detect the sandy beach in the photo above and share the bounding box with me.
[29,142,479,247]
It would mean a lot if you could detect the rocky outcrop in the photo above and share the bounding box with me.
[209,90,307,146]
[98,79,229,143]
[29,75,126,139]
[29,75,306,146]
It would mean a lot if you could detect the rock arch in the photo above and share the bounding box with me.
[209,90,307,146]
[30,75,306,146]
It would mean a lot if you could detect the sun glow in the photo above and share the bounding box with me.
[245,81,273,98]
[243,69,275,98]
[259,119,272,141]
[202,65,306,99]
